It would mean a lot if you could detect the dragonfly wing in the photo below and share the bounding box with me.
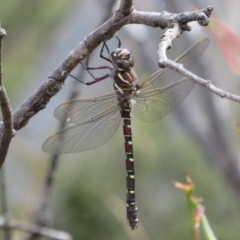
[134,78,194,122]
[54,91,119,124]
[141,38,209,89]
[43,103,121,154]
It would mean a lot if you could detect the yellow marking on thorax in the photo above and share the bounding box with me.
[114,83,124,94]
[118,73,129,84]
[125,72,132,80]
[117,49,128,56]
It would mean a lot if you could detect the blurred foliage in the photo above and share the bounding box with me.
[208,16,240,75]
[54,185,121,240]
[0,0,75,96]
[40,121,240,240]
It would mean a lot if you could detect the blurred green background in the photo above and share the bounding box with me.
[1,0,240,239]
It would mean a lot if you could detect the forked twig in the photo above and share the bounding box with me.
[0,5,213,141]
[157,22,240,102]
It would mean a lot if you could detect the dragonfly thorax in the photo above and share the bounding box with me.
[110,48,139,97]
[110,48,134,70]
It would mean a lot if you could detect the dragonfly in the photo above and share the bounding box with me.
[42,38,209,230]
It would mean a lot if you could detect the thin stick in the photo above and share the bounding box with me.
[0,167,11,240]
[0,27,13,240]
[0,28,14,169]
[0,218,72,240]
[157,23,240,102]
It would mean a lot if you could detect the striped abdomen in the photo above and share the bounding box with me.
[120,101,138,230]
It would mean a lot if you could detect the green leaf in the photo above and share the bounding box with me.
[201,213,218,240]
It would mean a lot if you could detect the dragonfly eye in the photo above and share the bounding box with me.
[116,55,134,69]
[110,49,134,69]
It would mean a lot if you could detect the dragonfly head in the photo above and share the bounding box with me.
[110,48,134,70]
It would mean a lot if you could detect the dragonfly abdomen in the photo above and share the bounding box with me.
[121,103,138,230]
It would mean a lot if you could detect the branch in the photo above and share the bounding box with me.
[0,28,14,168]
[0,218,72,240]
[0,6,212,137]
[157,22,240,103]
[117,0,134,16]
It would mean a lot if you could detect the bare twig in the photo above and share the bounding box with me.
[157,22,240,103]
[0,27,13,238]
[0,28,14,168]
[161,59,240,102]
[0,218,72,240]
[0,167,11,240]
[158,23,182,56]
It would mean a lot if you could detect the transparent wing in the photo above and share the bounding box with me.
[141,38,209,89]
[133,39,209,122]
[54,91,119,124]
[134,78,194,122]
[42,103,121,154]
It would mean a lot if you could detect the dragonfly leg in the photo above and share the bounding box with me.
[68,73,111,85]
[100,40,112,62]
[69,36,122,85]
[99,36,121,62]
[115,35,121,48]
[80,62,111,79]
